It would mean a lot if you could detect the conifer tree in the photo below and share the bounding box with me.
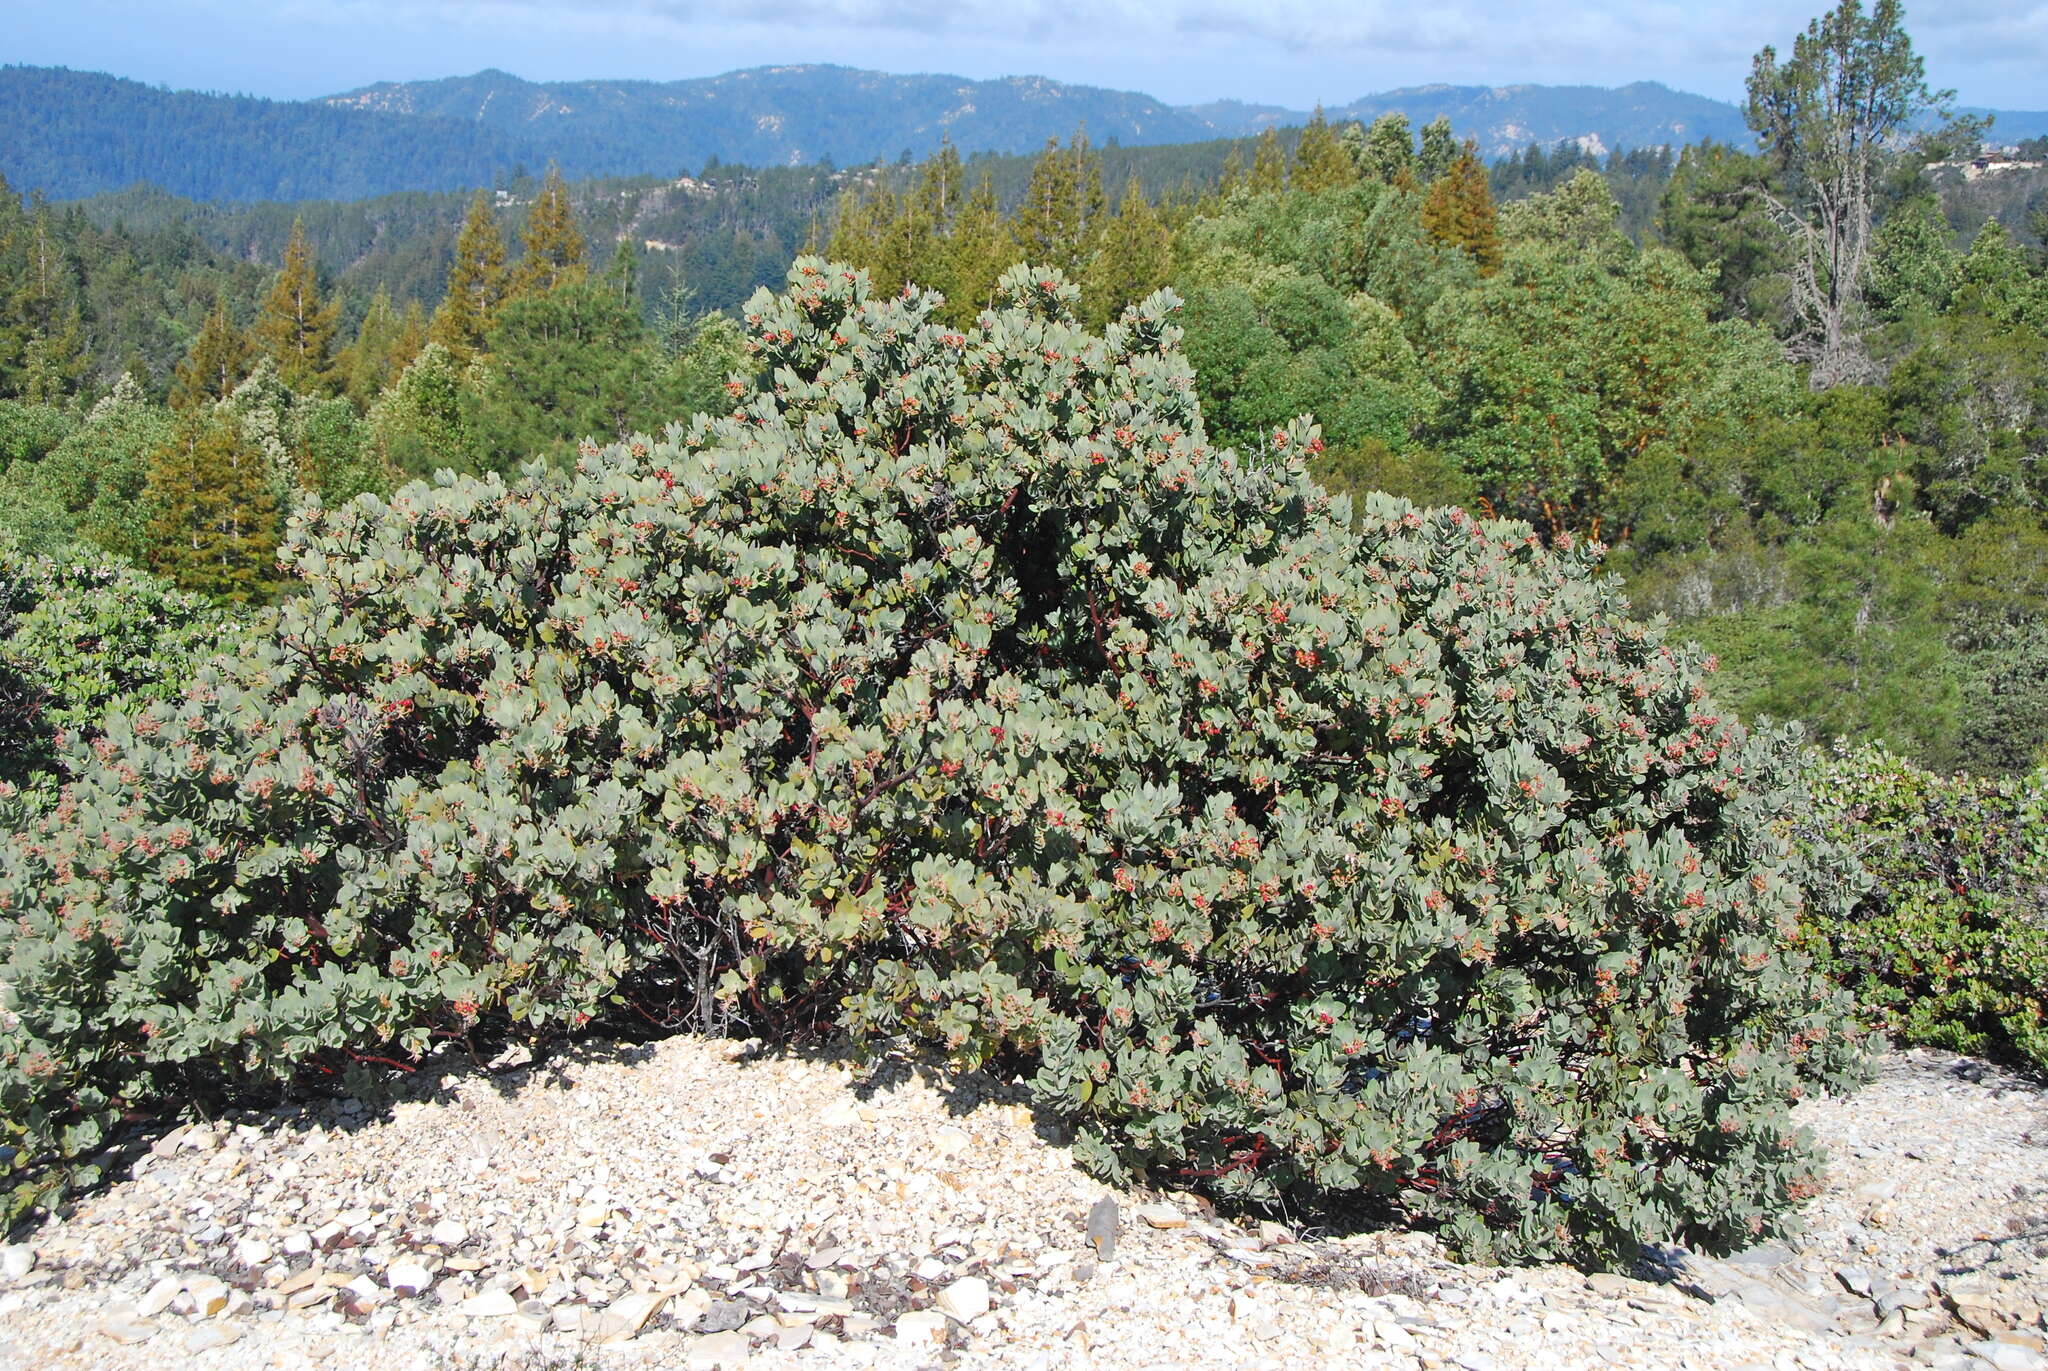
[1419,116,1460,183]
[142,412,282,604]
[394,301,427,373]
[508,166,587,299]
[1422,145,1503,274]
[1291,106,1358,193]
[18,308,87,405]
[429,190,509,361]
[169,293,254,411]
[341,288,406,410]
[1216,147,1246,198]
[938,173,1010,327]
[604,238,639,304]
[1083,178,1172,327]
[253,219,339,394]
[1011,132,1106,276]
[829,182,909,294]
[1361,113,1418,185]
[914,140,966,226]
[1249,128,1287,194]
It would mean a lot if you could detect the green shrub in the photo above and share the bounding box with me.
[0,260,1868,1263]
[1799,745,2048,1074]
[0,534,233,798]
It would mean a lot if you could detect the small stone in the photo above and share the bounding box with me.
[1837,1266,1875,1299]
[1256,1220,1294,1246]
[931,1126,971,1158]
[282,1232,313,1256]
[775,1323,813,1351]
[0,1247,33,1281]
[936,1275,991,1324]
[186,1276,231,1317]
[896,1310,949,1346]
[819,1101,861,1128]
[684,1331,751,1369]
[430,1219,468,1248]
[184,1324,242,1353]
[1136,1203,1186,1230]
[816,1270,849,1300]
[592,1290,668,1343]
[576,1203,610,1227]
[697,1298,751,1334]
[233,1236,272,1268]
[461,1289,520,1318]
[1969,1340,2048,1371]
[137,1274,184,1318]
[1586,1273,1634,1298]
[386,1261,433,1297]
[1086,1196,1119,1259]
[100,1317,158,1345]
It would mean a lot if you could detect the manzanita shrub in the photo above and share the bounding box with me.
[0,260,1869,1262]
[1799,745,2048,1076]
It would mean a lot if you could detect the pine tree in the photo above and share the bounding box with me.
[341,288,406,409]
[914,140,966,227]
[1421,145,1503,275]
[1083,178,1173,327]
[508,166,587,300]
[1361,113,1418,185]
[1418,116,1460,183]
[1011,132,1106,275]
[603,238,639,305]
[253,218,339,394]
[394,301,427,374]
[1249,128,1287,194]
[143,412,282,605]
[18,307,87,405]
[1291,107,1357,193]
[429,190,509,361]
[829,182,905,293]
[939,173,1011,328]
[169,293,254,411]
[1216,147,1246,199]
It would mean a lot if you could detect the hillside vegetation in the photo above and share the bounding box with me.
[0,0,2042,1275]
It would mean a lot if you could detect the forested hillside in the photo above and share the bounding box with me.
[17,58,2045,206]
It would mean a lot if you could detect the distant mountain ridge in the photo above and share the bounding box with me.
[6,62,2047,204]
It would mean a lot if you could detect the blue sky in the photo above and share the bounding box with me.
[11,0,2046,109]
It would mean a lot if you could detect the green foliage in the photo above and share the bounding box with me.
[1011,133,1108,277]
[170,295,256,412]
[2,377,173,562]
[1427,242,1792,537]
[508,167,588,301]
[142,412,284,604]
[297,396,390,505]
[1176,259,1428,456]
[369,343,477,479]
[253,220,341,396]
[0,261,1867,1266]
[430,192,510,362]
[0,532,232,797]
[1800,746,2048,1074]
[465,279,678,472]
[1654,141,1790,326]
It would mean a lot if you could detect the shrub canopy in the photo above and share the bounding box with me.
[0,260,1868,1261]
